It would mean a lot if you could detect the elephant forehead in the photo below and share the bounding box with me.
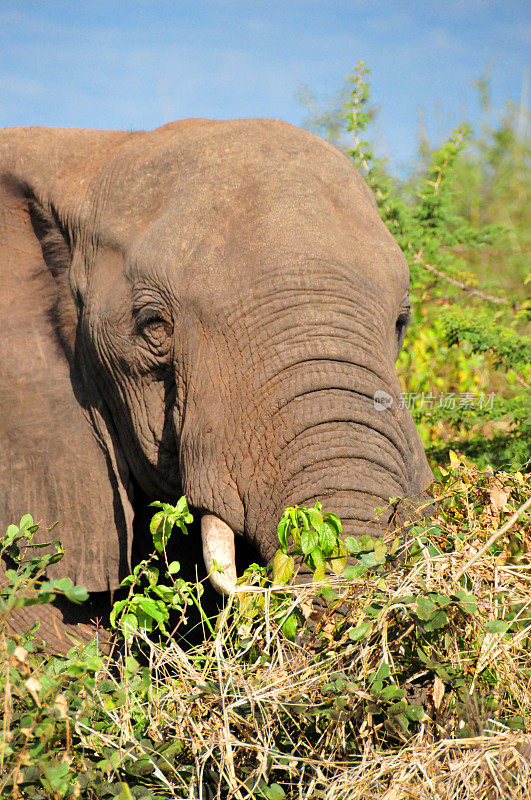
[127,175,405,296]
[127,195,407,314]
[85,119,370,241]
[83,118,407,301]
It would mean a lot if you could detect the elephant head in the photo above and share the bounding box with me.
[0,119,432,617]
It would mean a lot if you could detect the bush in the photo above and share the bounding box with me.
[1,459,530,798]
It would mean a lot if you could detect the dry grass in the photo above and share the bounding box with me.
[79,465,530,798]
[322,734,531,800]
[2,462,531,799]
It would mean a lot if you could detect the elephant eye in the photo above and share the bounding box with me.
[395,305,410,358]
[135,312,173,353]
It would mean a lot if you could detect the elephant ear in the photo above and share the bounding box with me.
[0,126,135,592]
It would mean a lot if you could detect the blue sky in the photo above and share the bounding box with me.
[1,1,529,170]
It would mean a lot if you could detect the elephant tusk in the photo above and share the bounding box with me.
[201,514,237,595]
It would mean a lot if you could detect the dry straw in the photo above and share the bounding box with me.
[2,462,530,799]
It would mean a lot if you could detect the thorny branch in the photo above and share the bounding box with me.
[413,252,526,311]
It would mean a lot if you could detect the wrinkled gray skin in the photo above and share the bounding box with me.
[0,119,432,649]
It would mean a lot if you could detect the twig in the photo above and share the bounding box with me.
[414,255,525,310]
[509,369,530,390]
[454,496,531,582]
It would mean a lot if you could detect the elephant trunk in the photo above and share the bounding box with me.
[241,382,433,568]
[178,303,432,592]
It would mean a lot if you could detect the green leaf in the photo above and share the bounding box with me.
[308,547,326,581]
[373,539,387,562]
[373,662,391,682]
[349,622,372,641]
[430,593,452,608]
[19,514,35,531]
[149,511,165,553]
[152,584,173,601]
[359,552,380,568]
[84,656,103,671]
[290,525,301,552]
[138,598,166,624]
[281,612,299,640]
[456,592,478,615]
[389,536,400,556]
[277,518,289,552]
[364,602,384,618]
[298,509,311,530]
[5,523,20,539]
[343,564,367,579]
[125,656,140,675]
[318,522,338,556]
[405,704,425,722]
[380,685,406,702]
[272,550,294,585]
[145,566,159,586]
[167,560,180,575]
[358,535,375,551]
[66,662,85,676]
[320,585,338,603]
[324,512,343,536]
[42,761,72,793]
[485,620,511,634]
[300,528,319,555]
[307,507,324,530]
[63,583,89,603]
[175,495,191,517]
[416,595,437,620]
[387,699,408,715]
[396,714,410,732]
[110,601,124,627]
[345,536,361,555]
[266,784,286,800]
[328,539,347,574]
[120,613,140,632]
[424,608,448,631]
[45,544,65,566]
[396,595,416,605]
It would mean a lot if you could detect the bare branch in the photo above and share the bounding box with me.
[413,253,525,310]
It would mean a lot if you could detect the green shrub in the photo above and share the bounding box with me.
[1,463,530,798]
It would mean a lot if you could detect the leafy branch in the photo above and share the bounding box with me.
[338,62,530,469]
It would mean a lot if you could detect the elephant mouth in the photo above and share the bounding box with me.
[178,364,433,597]
[199,498,431,597]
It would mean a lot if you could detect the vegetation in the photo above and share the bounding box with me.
[1,459,531,799]
[1,64,529,798]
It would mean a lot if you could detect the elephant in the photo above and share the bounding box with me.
[0,119,433,650]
